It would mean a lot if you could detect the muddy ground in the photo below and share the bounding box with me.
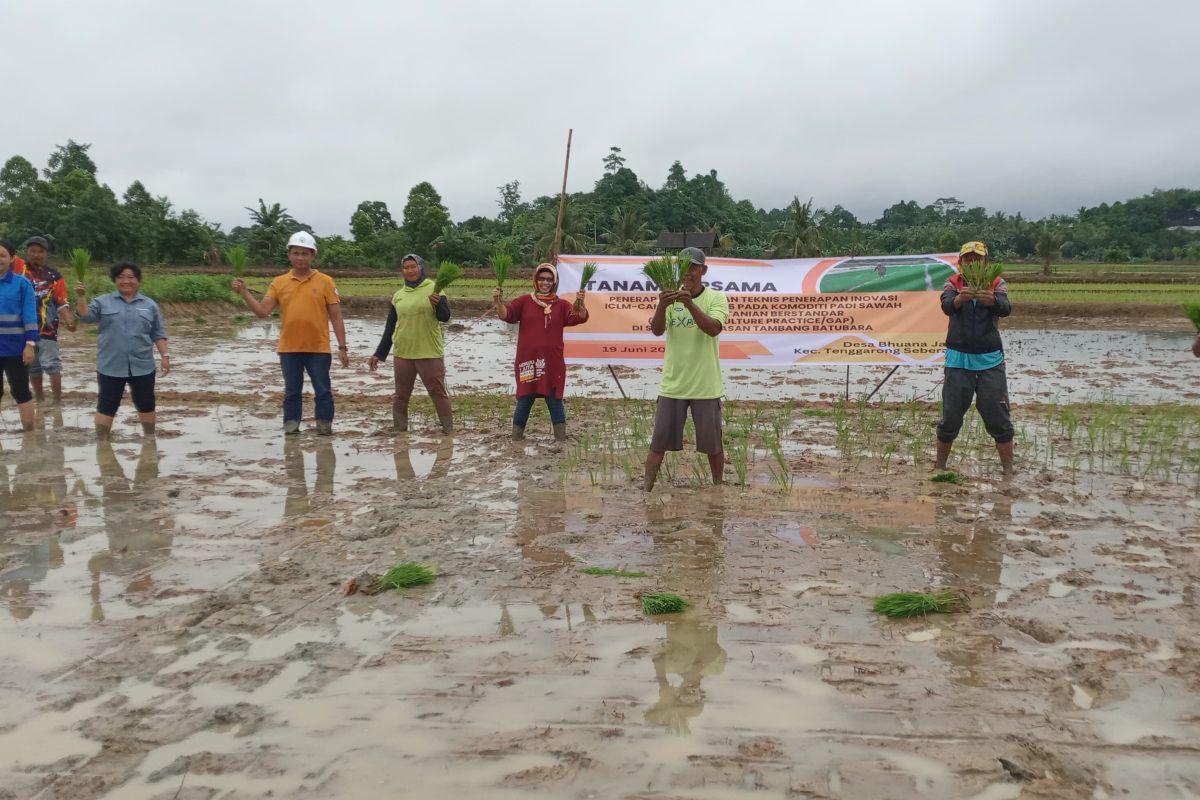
[0,313,1198,799]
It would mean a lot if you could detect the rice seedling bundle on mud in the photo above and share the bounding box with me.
[641,251,693,293]
[930,471,963,484]
[376,562,436,591]
[872,590,967,618]
[69,248,91,284]
[642,593,688,615]
[433,262,465,294]
[958,257,1003,291]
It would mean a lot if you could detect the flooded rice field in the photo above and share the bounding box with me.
[0,311,1198,799]
[44,314,1200,405]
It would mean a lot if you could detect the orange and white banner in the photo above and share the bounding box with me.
[557,253,960,366]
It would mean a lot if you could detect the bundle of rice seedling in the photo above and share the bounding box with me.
[491,252,512,288]
[581,566,647,578]
[69,248,91,284]
[642,592,688,615]
[432,261,464,294]
[375,562,436,591]
[641,251,693,293]
[1184,303,1200,331]
[872,590,967,618]
[958,257,1004,291]
[227,245,249,277]
[579,262,598,290]
[930,471,963,484]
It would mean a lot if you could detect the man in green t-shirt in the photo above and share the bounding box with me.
[644,247,729,491]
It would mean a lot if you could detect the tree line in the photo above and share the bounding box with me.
[2,140,1198,272]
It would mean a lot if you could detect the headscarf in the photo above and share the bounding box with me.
[529,263,559,326]
[401,253,427,288]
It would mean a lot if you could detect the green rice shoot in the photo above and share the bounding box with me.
[641,251,693,293]
[959,258,1004,291]
[579,262,598,290]
[1184,303,1200,331]
[642,592,688,615]
[69,248,91,284]
[376,562,436,591]
[432,261,465,294]
[872,590,966,618]
[581,566,647,578]
[227,245,249,277]
[931,471,963,484]
[491,252,513,288]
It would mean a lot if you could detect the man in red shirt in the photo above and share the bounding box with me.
[20,237,75,403]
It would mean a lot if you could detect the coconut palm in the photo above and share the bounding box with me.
[1036,226,1067,276]
[533,203,592,261]
[601,207,654,254]
[770,197,822,258]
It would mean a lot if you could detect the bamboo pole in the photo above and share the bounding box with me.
[551,128,573,265]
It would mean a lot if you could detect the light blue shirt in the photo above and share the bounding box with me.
[79,292,167,377]
[945,347,1004,371]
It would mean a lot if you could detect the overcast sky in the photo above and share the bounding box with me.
[7,0,1198,235]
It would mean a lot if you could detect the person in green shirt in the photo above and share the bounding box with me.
[369,254,454,433]
[644,247,729,491]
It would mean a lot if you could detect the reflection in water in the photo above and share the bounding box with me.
[642,494,727,734]
[933,496,1010,607]
[283,438,336,518]
[514,482,573,568]
[87,438,173,621]
[645,620,727,734]
[394,439,454,481]
[0,427,73,621]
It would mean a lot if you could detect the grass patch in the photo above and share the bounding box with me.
[581,567,648,578]
[376,562,436,590]
[930,471,963,484]
[1009,282,1200,304]
[873,591,967,618]
[642,593,688,615]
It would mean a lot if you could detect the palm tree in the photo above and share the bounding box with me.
[1036,226,1067,276]
[533,203,591,261]
[601,207,654,254]
[244,199,298,257]
[770,197,822,258]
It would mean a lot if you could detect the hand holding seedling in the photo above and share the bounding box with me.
[74,282,87,297]
[232,278,247,295]
[428,292,441,307]
[974,289,996,307]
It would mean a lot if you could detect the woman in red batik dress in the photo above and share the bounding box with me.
[492,263,588,442]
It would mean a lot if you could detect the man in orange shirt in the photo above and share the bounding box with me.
[233,232,350,435]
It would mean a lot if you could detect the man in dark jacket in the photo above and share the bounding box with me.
[935,241,1014,474]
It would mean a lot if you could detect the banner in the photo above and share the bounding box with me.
[555,253,960,366]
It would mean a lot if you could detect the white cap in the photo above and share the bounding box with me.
[287,230,318,252]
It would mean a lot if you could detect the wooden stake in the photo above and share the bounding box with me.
[551,128,573,265]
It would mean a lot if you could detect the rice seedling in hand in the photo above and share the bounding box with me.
[930,471,963,484]
[641,251,692,293]
[576,261,597,310]
[432,261,465,294]
[1184,302,1200,331]
[581,566,648,578]
[642,592,688,615]
[959,258,1004,291]
[872,590,967,618]
[491,252,513,288]
[69,248,91,284]
[227,245,249,277]
[375,562,436,591]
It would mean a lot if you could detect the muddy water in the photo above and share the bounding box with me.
[1,402,1197,799]
[1,314,1198,798]
[34,315,1200,405]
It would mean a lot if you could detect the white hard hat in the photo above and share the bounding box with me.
[287,230,318,252]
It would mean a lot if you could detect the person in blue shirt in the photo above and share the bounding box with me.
[0,239,38,431]
[74,262,170,437]
[935,241,1014,475]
